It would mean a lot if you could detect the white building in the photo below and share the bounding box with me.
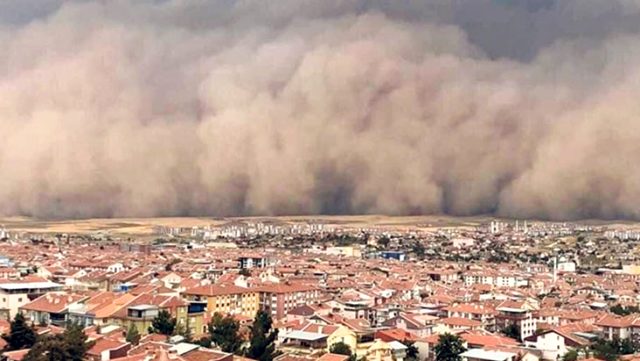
[0,280,63,319]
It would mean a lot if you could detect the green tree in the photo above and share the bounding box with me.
[610,304,640,316]
[412,243,426,260]
[402,340,420,361]
[149,310,176,335]
[165,258,181,272]
[592,338,619,361]
[239,268,252,277]
[330,341,352,355]
[618,338,638,355]
[611,304,629,316]
[3,312,37,351]
[562,349,578,361]
[208,313,242,354]
[63,323,91,361]
[377,236,390,248]
[329,342,356,361]
[501,324,521,341]
[174,322,192,343]
[589,338,640,361]
[23,323,91,361]
[246,311,279,361]
[24,335,68,361]
[197,336,212,348]
[125,323,141,346]
[434,333,467,361]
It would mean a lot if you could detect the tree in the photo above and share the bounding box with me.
[329,342,356,361]
[126,323,141,346]
[562,349,578,361]
[165,258,181,272]
[412,243,426,260]
[618,338,638,355]
[329,342,351,355]
[63,323,91,361]
[592,338,620,361]
[590,337,640,361]
[208,313,242,354]
[149,310,176,335]
[23,323,91,361]
[501,324,522,341]
[611,304,629,316]
[24,335,68,361]
[3,312,37,351]
[239,268,252,277]
[434,333,467,361]
[174,321,192,343]
[197,336,212,348]
[611,304,640,316]
[246,311,279,361]
[402,340,420,361]
[377,236,390,248]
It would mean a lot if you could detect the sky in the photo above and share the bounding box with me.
[1,0,640,220]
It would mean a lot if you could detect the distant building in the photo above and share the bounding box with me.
[380,251,406,261]
[238,255,274,269]
[119,243,152,254]
[557,262,576,273]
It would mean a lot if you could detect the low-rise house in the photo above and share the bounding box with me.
[594,314,640,340]
[87,337,131,361]
[20,292,87,326]
[524,323,596,360]
[381,312,435,337]
[434,317,483,334]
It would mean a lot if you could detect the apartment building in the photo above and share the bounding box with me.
[445,303,497,331]
[495,300,538,340]
[182,284,259,318]
[258,283,320,320]
[0,278,63,319]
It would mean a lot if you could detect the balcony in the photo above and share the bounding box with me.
[188,301,207,314]
[127,305,159,320]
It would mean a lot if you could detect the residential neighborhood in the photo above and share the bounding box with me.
[0,218,640,361]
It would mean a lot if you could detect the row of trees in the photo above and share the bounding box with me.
[3,308,278,361]
[610,304,640,316]
[202,311,279,361]
[1,313,91,361]
[328,340,419,361]
[143,309,279,361]
[433,330,640,361]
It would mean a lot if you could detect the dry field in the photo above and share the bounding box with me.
[0,215,492,236]
[1,215,637,237]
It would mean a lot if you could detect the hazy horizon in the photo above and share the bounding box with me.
[1,0,640,220]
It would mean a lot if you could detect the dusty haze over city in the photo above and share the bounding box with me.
[1,0,640,220]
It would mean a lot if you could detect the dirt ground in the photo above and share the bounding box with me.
[0,215,492,236]
[0,214,636,236]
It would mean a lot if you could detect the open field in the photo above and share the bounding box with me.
[1,215,639,236]
[0,215,494,236]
